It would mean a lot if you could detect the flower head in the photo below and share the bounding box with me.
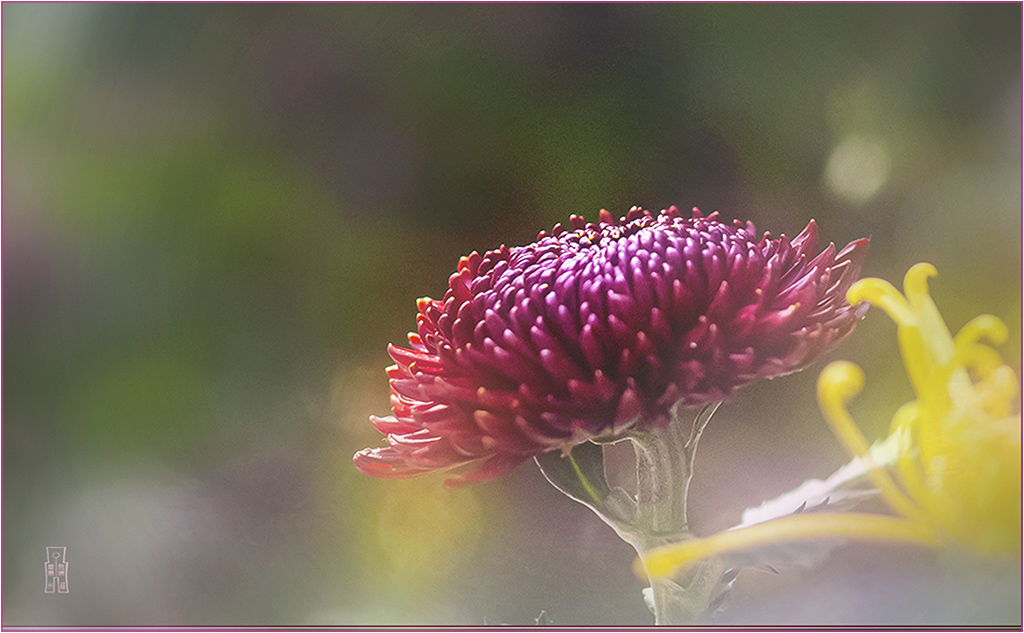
[354,206,869,485]
[641,263,1020,579]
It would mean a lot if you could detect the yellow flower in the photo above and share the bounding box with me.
[641,263,1020,580]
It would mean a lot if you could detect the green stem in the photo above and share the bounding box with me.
[536,401,725,624]
[620,402,723,624]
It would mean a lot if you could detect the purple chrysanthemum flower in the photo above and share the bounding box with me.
[354,206,869,485]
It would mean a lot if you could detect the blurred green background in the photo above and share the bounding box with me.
[3,3,1020,626]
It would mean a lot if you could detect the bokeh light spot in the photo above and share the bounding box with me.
[824,135,891,206]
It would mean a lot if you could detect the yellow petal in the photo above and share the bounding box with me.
[640,513,942,580]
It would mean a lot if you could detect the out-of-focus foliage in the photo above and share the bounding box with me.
[3,4,1019,625]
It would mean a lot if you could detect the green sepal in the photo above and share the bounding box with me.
[534,441,636,527]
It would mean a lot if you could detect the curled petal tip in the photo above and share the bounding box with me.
[818,360,865,402]
[956,314,1009,348]
[847,277,916,326]
[903,262,938,301]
